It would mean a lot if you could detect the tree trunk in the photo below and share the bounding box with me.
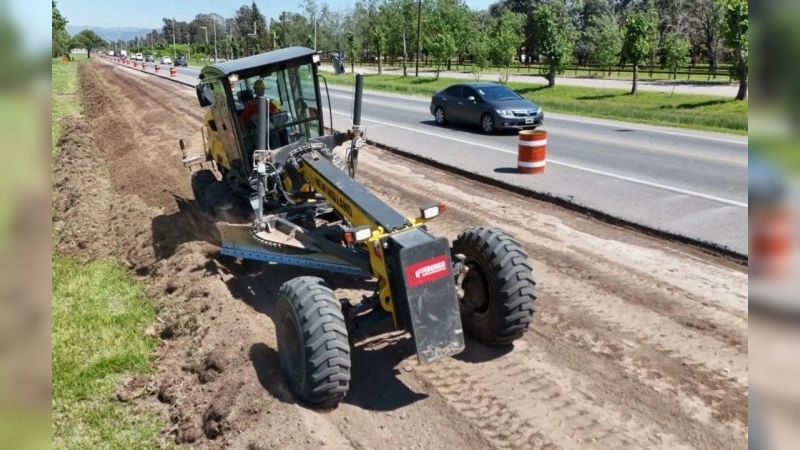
[735,50,747,100]
[402,32,408,77]
[631,64,639,95]
[548,63,556,87]
[378,50,383,75]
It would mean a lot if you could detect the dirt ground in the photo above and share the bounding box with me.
[52,60,748,449]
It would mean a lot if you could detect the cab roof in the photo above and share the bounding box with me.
[199,46,317,81]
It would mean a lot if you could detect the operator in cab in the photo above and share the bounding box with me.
[239,79,282,131]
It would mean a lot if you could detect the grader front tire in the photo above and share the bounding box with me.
[276,276,351,408]
[452,227,536,345]
[191,169,216,213]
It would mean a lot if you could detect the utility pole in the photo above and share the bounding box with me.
[415,0,421,77]
[249,21,258,57]
[172,18,177,60]
[212,0,219,62]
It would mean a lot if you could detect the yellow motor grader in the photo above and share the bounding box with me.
[180,47,537,408]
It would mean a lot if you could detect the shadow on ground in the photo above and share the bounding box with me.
[224,258,426,411]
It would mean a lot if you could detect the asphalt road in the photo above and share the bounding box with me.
[136,62,749,256]
[323,85,748,256]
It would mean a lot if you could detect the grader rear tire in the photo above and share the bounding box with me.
[276,276,351,408]
[452,227,536,345]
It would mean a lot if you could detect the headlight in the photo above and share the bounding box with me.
[535,107,543,115]
[496,109,514,118]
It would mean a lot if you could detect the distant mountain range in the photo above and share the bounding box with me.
[67,25,154,43]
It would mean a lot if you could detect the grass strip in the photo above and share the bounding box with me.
[52,56,163,448]
[325,73,747,135]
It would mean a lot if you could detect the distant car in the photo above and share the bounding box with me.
[174,56,188,67]
[161,56,173,65]
[145,55,154,62]
[430,82,544,134]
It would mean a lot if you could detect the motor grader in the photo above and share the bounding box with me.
[179,47,537,408]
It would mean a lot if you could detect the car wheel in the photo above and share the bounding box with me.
[481,113,495,134]
[434,106,448,125]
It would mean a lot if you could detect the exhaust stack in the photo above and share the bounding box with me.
[348,73,365,178]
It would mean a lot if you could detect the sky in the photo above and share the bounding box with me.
[57,0,497,30]
[8,0,51,53]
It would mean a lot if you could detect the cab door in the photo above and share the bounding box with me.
[208,79,247,172]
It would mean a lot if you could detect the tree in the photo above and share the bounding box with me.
[721,0,747,100]
[52,1,70,57]
[424,31,456,79]
[494,0,537,64]
[371,23,389,74]
[383,0,417,76]
[489,9,525,82]
[345,31,361,73]
[234,2,269,56]
[470,33,491,79]
[623,10,658,94]
[531,1,575,87]
[662,31,690,79]
[575,0,613,65]
[71,30,107,58]
[592,13,623,76]
[695,0,724,77]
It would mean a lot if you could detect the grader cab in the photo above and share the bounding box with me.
[179,46,537,408]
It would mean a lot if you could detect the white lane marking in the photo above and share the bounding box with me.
[332,110,748,208]
[327,87,747,146]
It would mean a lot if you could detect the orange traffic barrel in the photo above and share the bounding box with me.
[133,61,138,68]
[155,65,161,73]
[517,129,547,174]
[750,208,792,279]
[170,67,177,77]
[142,63,147,70]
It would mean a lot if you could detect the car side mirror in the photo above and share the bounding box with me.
[467,96,476,102]
[331,53,345,75]
[196,83,213,107]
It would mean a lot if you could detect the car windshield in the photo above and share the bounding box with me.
[477,86,522,101]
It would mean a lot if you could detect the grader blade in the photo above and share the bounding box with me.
[217,222,370,277]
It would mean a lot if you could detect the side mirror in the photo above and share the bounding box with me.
[466,96,476,102]
[196,83,214,107]
[331,53,345,75]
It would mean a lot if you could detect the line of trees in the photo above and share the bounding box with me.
[53,0,747,100]
[53,1,107,58]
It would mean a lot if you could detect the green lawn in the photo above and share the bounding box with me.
[350,62,734,83]
[51,57,163,448]
[52,58,82,156]
[52,257,160,448]
[324,73,747,135]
